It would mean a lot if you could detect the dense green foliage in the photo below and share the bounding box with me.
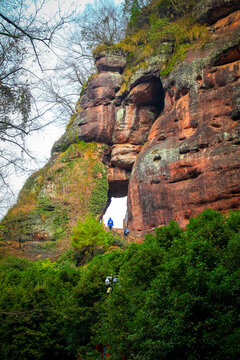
[71,214,113,252]
[0,209,240,359]
[125,0,199,34]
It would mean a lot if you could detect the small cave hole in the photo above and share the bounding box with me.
[213,45,240,66]
[150,179,161,184]
[211,123,222,128]
[153,155,162,161]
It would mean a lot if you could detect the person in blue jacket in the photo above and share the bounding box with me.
[124,227,130,237]
[108,217,113,230]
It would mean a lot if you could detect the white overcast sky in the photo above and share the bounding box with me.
[9,0,127,228]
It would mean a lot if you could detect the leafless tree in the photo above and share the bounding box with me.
[79,0,127,48]
[0,0,73,215]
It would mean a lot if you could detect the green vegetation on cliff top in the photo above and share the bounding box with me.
[94,0,209,87]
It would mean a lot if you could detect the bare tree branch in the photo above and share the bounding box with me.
[0,12,50,42]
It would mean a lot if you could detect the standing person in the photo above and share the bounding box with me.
[124,227,130,237]
[108,217,113,230]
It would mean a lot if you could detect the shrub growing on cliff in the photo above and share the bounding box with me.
[170,0,198,15]
[71,214,112,255]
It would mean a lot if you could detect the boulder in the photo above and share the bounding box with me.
[94,50,127,73]
[110,144,142,169]
[80,72,123,109]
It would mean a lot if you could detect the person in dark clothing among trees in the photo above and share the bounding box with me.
[124,228,130,237]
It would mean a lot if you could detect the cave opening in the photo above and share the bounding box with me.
[103,196,127,229]
[103,178,129,229]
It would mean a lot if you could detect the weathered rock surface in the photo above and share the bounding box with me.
[2,0,240,256]
[195,0,240,24]
[94,50,127,73]
[110,144,142,169]
[80,72,123,109]
[112,105,160,144]
[127,9,240,234]
[43,4,240,237]
[53,49,163,186]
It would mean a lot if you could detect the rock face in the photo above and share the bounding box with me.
[50,3,240,236]
[94,50,127,73]
[127,8,240,234]
[2,1,240,254]
[194,0,240,24]
[53,49,164,197]
[111,144,142,169]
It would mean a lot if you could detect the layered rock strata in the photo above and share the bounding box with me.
[53,51,164,197]
[53,3,240,235]
[127,8,240,234]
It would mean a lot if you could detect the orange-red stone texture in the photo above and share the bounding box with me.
[52,4,240,236]
[127,9,240,234]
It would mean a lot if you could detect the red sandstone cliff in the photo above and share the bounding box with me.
[52,1,240,235]
[128,7,240,234]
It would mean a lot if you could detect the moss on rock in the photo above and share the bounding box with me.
[0,142,109,257]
